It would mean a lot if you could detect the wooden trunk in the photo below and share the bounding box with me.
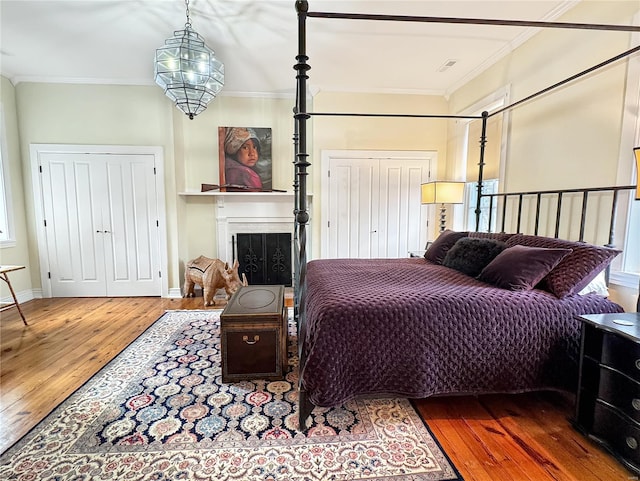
[220,285,286,383]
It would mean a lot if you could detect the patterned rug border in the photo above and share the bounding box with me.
[408,399,464,481]
[1,309,464,481]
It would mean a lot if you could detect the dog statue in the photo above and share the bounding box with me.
[183,256,248,306]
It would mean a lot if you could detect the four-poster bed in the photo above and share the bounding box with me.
[292,0,639,431]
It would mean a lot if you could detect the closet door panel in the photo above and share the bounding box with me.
[104,155,160,296]
[330,164,351,257]
[41,153,106,296]
[378,161,427,258]
[327,158,378,258]
[38,151,161,297]
[377,164,402,258]
[104,158,129,283]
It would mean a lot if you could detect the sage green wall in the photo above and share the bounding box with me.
[0,77,31,299]
[10,81,295,295]
[175,95,295,276]
[7,82,445,293]
[14,82,180,290]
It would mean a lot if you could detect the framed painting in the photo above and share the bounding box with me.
[218,127,272,191]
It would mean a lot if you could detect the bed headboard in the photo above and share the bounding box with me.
[478,185,636,245]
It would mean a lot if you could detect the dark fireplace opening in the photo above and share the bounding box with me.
[234,233,292,287]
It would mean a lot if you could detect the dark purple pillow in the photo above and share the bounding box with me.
[442,237,507,277]
[505,234,621,298]
[478,245,572,291]
[424,230,469,264]
[468,232,516,243]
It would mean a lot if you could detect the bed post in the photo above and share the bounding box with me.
[292,101,300,321]
[475,110,489,232]
[294,0,314,431]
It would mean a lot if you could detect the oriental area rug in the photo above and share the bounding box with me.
[0,310,462,481]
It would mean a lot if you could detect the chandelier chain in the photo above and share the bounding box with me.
[184,0,192,29]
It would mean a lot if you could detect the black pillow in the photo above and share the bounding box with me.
[442,237,507,277]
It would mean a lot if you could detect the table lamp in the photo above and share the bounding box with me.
[421,181,465,233]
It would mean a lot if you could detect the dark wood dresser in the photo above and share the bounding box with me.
[574,312,640,475]
[220,285,287,383]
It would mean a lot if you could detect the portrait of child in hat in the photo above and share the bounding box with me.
[218,127,272,191]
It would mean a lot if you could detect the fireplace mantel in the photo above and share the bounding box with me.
[179,191,312,263]
[178,191,304,199]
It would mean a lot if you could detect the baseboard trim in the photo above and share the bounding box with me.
[167,288,183,299]
[1,288,40,305]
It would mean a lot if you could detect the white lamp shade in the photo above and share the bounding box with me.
[421,181,465,205]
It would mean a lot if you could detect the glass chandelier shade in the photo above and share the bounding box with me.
[154,5,224,120]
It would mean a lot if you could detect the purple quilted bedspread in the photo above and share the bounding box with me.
[299,257,624,408]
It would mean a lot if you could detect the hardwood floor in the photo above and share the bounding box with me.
[1,297,634,480]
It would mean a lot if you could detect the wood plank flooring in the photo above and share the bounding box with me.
[1,297,635,480]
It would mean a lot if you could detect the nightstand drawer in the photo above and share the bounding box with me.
[602,332,640,382]
[599,365,640,423]
[593,401,640,466]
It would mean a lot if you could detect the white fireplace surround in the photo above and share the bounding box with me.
[176,191,312,297]
[210,193,300,264]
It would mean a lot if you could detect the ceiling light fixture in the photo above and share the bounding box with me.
[154,0,224,119]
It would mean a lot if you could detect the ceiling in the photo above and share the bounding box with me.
[0,0,591,97]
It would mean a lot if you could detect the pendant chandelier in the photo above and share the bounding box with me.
[154,0,224,119]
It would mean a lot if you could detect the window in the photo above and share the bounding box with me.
[0,106,14,247]
[464,179,499,232]
[454,87,510,235]
[611,10,640,287]
[623,198,640,274]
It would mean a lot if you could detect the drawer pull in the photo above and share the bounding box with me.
[627,437,638,450]
[633,399,640,411]
[635,359,640,370]
[242,335,260,345]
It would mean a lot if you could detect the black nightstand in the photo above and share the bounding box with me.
[574,312,640,475]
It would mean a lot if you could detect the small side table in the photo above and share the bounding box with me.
[0,265,27,325]
[574,312,640,475]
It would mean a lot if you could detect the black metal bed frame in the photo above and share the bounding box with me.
[485,185,636,246]
[292,0,639,428]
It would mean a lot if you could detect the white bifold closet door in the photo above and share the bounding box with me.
[39,152,161,297]
[327,155,431,258]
